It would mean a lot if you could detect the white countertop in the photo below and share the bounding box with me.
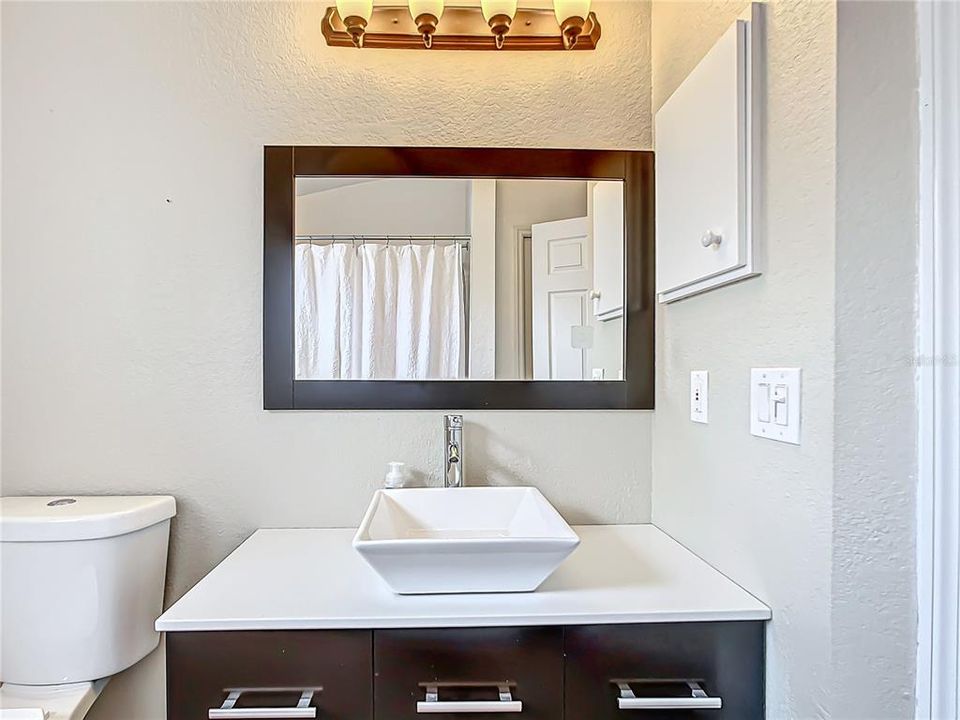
[156,524,770,632]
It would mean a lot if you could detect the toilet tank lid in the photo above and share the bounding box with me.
[0,495,176,542]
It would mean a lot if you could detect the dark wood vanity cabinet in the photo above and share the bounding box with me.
[165,630,372,719]
[166,623,763,719]
[564,622,765,719]
[374,627,564,719]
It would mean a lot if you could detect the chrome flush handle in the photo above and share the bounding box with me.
[209,688,320,719]
[614,680,722,711]
[417,682,522,714]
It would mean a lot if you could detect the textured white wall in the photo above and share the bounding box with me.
[651,2,836,718]
[0,2,653,718]
[832,1,918,716]
[651,1,918,718]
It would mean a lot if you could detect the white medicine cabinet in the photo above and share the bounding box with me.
[655,4,764,303]
[590,180,625,321]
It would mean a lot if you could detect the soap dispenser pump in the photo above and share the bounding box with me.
[384,462,408,489]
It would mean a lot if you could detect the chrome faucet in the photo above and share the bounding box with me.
[443,414,464,488]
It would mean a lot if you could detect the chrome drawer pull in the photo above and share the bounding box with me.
[417,681,522,713]
[209,687,321,719]
[615,680,722,711]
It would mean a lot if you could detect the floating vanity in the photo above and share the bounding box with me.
[157,524,770,718]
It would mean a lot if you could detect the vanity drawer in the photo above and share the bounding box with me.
[166,630,372,719]
[373,626,564,719]
[564,622,764,719]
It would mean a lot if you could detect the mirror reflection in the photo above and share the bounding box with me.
[294,177,624,381]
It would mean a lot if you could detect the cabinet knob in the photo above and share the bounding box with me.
[589,290,602,300]
[700,231,723,248]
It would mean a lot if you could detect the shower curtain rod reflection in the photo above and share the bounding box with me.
[295,234,470,246]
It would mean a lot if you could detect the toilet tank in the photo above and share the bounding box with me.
[0,495,176,685]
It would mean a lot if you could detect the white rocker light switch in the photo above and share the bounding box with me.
[751,369,800,444]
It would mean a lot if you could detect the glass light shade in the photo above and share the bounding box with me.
[409,0,444,20]
[481,0,518,22]
[336,0,373,21]
[553,0,590,23]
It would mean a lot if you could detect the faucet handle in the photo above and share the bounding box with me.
[447,443,460,463]
[444,414,463,429]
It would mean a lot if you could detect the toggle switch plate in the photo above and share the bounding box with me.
[751,368,801,444]
[690,370,709,424]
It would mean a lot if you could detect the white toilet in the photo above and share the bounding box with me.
[0,495,176,720]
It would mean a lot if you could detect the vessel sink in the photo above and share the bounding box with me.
[353,487,580,595]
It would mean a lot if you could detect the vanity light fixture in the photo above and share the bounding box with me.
[335,0,374,46]
[408,0,444,48]
[553,0,591,49]
[320,3,601,51]
[480,0,518,49]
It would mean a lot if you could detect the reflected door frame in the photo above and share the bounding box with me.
[514,227,534,380]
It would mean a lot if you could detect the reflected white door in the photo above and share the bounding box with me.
[531,217,592,380]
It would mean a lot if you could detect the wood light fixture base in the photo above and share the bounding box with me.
[321,6,601,50]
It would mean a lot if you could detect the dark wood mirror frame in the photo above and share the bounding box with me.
[263,146,654,410]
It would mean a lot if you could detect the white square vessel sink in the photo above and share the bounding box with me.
[353,487,580,595]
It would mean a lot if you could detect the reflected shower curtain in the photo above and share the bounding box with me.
[295,242,466,380]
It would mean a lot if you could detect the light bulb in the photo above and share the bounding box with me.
[336,0,373,20]
[553,0,590,24]
[336,0,373,47]
[480,0,517,22]
[409,0,444,20]
[553,0,591,49]
[480,0,517,49]
[409,0,444,48]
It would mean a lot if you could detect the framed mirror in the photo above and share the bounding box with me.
[264,147,654,409]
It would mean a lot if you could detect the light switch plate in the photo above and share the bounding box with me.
[690,370,709,423]
[750,368,801,444]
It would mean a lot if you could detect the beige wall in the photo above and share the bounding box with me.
[651,2,837,718]
[651,1,918,718]
[469,179,498,378]
[832,1,918,717]
[0,2,653,718]
[493,179,588,377]
[296,178,471,236]
[1,1,922,718]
